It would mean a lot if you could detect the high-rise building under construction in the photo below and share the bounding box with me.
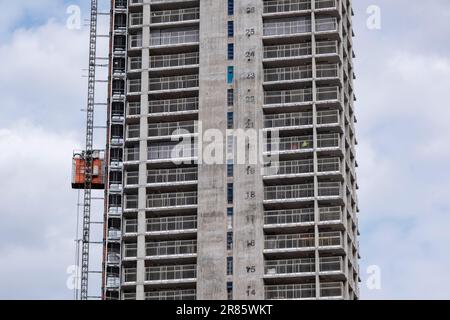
[102,0,360,300]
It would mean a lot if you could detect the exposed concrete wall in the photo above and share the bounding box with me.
[196,0,228,300]
[232,0,265,300]
[135,0,151,301]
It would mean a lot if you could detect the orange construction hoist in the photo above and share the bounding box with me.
[71,150,105,190]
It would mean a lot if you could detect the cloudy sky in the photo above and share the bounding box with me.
[1,0,450,300]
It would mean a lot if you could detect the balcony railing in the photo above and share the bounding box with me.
[149,97,198,114]
[125,148,139,162]
[319,231,342,246]
[265,258,315,275]
[265,284,315,300]
[148,121,197,137]
[265,257,342,276]
[264,65,312,82]
[265,233,315,250]
[315,17,337,32]
[148,144,198,161]
[315,0,338,10]
[264,42,311,59]
[124,243,137,258]
[269,135,312,152]
[147,191,198,208]
[317,110,339,125]
[125,195,138,209]
[145,289,196,300]
[316,40,338,55]
[317,86,339,101]
[149,75,199,91]
[146,240,197,257]
[264,208,314,225]
[265,232,342,250]
[319,207,342,222]
[129,13,143,26]
[265,282,342,300]
[150,52,199,69]
[263,0,311,14]
[264,206,342,226]
[264,112,313,128]
[318,157,340,172]
[150,30,199,46]
[147,167,197,185]
[123,268,137,283]
[147,215,197,233]
[127,124,140,139]
[127,102,141,116]
[151,8,200,24]
[146,264,197,282]
[264,18,312,37]
[264,88,312,105]
[264,182,341,200]
[319,256,343,273]
[316,63,339,78]
[124,219,138,233]
[320,282,343,298]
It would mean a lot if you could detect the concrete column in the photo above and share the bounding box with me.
[196,0,228,300]
[135,0,151,301]
[233,0,265,300]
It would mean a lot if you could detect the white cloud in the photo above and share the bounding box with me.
[354,0,450,299]
[0,120,80,299]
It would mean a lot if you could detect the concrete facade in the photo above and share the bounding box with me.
[103,0,360,301]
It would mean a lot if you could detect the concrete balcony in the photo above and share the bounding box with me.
[265,283,315,300]
[264,232,343,255]
[264,256,343,282]
[264,182,342,206]
[150,30,199,48]
[124,147,139,163]
[265,282,344,300]
[263,17,337,42]
[124,219,138,235]
[149,75,199,94]
[148,120,197,140]
[264,65,313,85]
[264,206,342,231]
[263,40,339,67]
[145,289,196,300]
[124,195,138,211]
[264,88,313,110]
[150,52,199,72]
[316,63,340,83]
[146,240,197,261]
[145,264,197,285]
[263,0,338,16]
[150,7,200,27]
[147,215,197,236]
[266,133,341,157]
[129,13,143,28]
[147,144,198,163]
[146,191,198,211]
[263,0,311,16]
[148,97,198,117]
[123,268,137,284]
[263,110,339,132]
[147,167,198,187]
[123,243,137,259]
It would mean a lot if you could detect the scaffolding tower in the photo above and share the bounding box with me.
[72,0,110,301]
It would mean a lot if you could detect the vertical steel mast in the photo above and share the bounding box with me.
[81,0,98,301]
